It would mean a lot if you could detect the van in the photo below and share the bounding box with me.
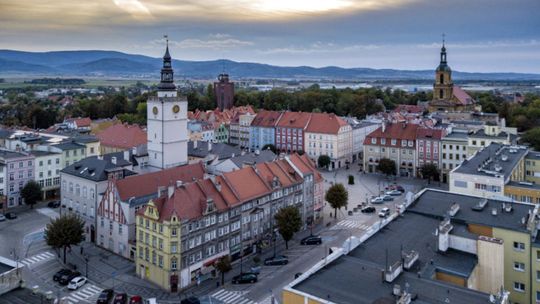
[378,207,390,218]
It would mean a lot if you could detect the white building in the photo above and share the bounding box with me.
[147,43,188,169]
[30,151,62,199]
[305,113,352,170]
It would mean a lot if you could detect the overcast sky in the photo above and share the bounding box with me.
[1,0,539,73]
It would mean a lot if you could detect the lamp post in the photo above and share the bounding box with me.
[84,255,89,278]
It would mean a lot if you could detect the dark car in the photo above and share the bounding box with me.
[53,269,72,282]
[113,293,128,304]
[264,255,288,266]
[232,273,258,284]
[361,206,376,213]
[300,235,322,245]
[48,201,61,208]
[59,271,81,285]
[294,272,303,279]
[180,297,200,304]
[129,295,143,304]
[97,289,114,304]
[5,212,17,220]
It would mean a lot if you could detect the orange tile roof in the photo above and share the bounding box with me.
[276,112,312,129]
[452,86,474,105]
[97,123,147,149]
[251,110,282,128]
[288,153,323,182]
[222,166,271,202]
[363,123,419,147]
[305,113,348,134]
[115,163,205,201]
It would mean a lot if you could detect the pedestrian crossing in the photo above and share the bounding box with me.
[211,289,257,304]
[330,220,370,230]
[20,251,56,266]
[258,295,276,304]
[63,284,103,304]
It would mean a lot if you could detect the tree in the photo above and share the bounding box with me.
[215,255,232,285]
[348,175,355,185]
[274,206,302,250]
[318,155,331,169]
[21,180,42,209]
[522,127,540,151]
[420,163,440,184]
[377,158,396,176]
[325,183,348,219]
[44,214,85,264]
[262,144,277,154]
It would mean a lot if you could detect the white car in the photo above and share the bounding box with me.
[378,207,391,218]
[370,197,384,204]
[67,276,87,290]
[386,190,402,196]
[0,214,5,222]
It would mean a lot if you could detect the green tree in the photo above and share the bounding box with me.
[348,175,355,185]
[522,127,540,150]
[317,155,331,169]
[420,163,440,184]
[21,180,42,209]
[262,144,277,154]
[44,214,85,263]
[325,183,348,219]
[274,206,302,250]
[377,158,396,176]
[215,255,232,285]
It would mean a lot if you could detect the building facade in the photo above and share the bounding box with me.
[525,151,540,184]
[275,112,311,153]
[249,110,282,152]
[31,151,62,200]
[416,128,445,175]
[305,113,352,170]
[441,130,469,183]
[0,150,35,209]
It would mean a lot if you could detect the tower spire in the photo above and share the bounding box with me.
[158,34,175,91]
[440,33,447,64]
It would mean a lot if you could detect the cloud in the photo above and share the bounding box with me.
[150,35,253,50]
[113,0,153,20]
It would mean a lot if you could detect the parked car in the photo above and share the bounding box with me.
[381,195,394,201]
[386,184,405,192]
[361,206,376,213]
[232,273,258,284]
[370,197,384,204]
[53,269,72,282]
[143,298,157,304]
[96,289,114,304]
[67,276,87,290]
[300,235,322,245]
[59,271,81,285]
[113,293,128,304]
[386,190,402,196]
[0,214,5,222]
[180,297,200,304]
[129,295,143,304]
[264,255,289,266]
[250,265,261,274]
[5,212,17,220]
[378,207,391,218]
[48,201,61,208]
[294,272,303,279]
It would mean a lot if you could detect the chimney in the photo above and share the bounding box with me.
[194,140,198,149]
[157,186,167,197]
[123,150,130,161]
[382,122,386,133]
[208,141,212,152]
[111,156,117,165]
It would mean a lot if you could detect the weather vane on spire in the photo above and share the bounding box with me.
[442,33,446,46]
[164,34,169,47]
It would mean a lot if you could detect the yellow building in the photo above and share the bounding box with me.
[136,197,181,292]
[525,151,540,184]
[505,181,540,204]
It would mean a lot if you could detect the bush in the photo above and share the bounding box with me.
[348,175,354,185]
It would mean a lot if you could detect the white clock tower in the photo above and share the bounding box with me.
[147,40,188,169]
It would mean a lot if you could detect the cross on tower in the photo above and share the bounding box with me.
[442,33,446,46]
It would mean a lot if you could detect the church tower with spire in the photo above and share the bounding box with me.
[147,39,188,169]
[433,37,454,101]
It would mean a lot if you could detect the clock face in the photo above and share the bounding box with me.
[173,105,180,113]
[152,106,158,115]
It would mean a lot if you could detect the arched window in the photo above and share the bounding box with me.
[440,74,444,84]
[439,89,444,99]
[75,184,80,196]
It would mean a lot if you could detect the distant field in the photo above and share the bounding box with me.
[0,77,156,89]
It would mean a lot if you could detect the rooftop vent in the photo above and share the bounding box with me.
[519,181,533,186]
[502,202,513,213]
[384,261,403,283]
[491,208,498,216]
[448,202,460,217]
[472,198,488,211]
[402,250,419,270]
[494,164,503,172]
[501,154,508,161]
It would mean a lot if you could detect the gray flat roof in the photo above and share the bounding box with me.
[29,150,61,157]
[0,150,30,159]
[506,181,540,190]
[526,151,540,160]
[409,189,534,233]
[453,143,527,180]
[294,212,488,304]
[469,129,508,139]
[443,132,469,141]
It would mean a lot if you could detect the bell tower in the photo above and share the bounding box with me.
[433,34,453,101]
[147,37,188,169]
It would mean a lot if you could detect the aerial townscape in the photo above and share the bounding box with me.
[0,1,540,304]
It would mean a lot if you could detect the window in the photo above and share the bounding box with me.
[371,138,376,144]
[513,282,525,292]
[118,224,123,235]
[158,255,163,268]
[171,257,177,270]
[171,242,177,253]
[513,242,525,252]
[381,138,386,145]
[514,262,525,272]
[171,227,177,236]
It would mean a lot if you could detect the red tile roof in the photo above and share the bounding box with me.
[416,128,445,140]
[251,111,283,128]
[288,153,323,183]
[305,113,348,134]
[97,123,147,149]
[115,163,205,201]
[452,86,474,105]
[363,123,420,147]
[221,167,271,202]
[276,112,312,129]
[393,104,425,114]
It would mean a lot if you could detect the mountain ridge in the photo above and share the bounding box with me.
[1,49,539,81]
